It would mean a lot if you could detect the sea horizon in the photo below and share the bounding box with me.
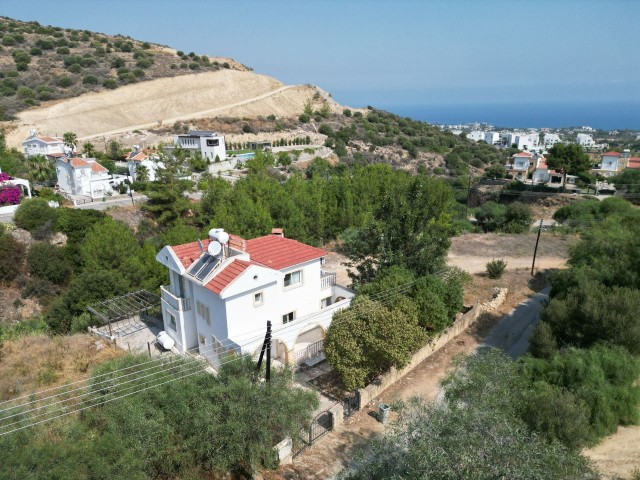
[374,101,640,131]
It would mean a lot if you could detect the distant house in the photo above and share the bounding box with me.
[56,157,113,198]
[543,133,561,148]
[484,132,500,145]
[247,141,272,151]
[126,146,163,182]
[592,151,624,178]
[174,130,226,161]
[531,155,550,184]
[21,131,68,160]
[576,133,595,148]
[627,156,640,170]
[466,131,485,142]
[155,228,354,367]
[506,152,533,181]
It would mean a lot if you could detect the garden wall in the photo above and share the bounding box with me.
[356,288,507,407]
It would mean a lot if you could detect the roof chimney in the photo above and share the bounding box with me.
[271,228,284,237]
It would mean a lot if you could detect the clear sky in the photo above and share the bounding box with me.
[2,0,639,111]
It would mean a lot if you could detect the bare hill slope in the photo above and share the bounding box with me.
[5,69,339,146]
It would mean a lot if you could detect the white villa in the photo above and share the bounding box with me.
[56,157,113,198]
[21,131,68,160]
[174,130,227,161]
[126,147,163,182]
[156,228,354,368]
[576,133,596,148]
[543,133,561,148]
[506,152,533,181]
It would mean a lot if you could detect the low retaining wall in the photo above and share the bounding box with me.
[357,288,507,407]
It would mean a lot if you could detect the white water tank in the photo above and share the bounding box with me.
[156,331,175,350]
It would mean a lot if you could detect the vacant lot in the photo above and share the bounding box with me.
[0,333,124,402]
[448,232,574,274]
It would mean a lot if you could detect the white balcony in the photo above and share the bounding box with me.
[320,270,336,290]
[160,285,191,311]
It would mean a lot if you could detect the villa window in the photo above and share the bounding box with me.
[282,311,295,324]
[167,311,177,331]
[321,297,332,309]
[196,300,211,325]
[284,270,302,288]
[206,139,219,147]
[254,291,264,307]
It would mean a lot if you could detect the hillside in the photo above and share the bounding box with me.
[0,16,246,119]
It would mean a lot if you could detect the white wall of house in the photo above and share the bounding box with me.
[576,133,595,147]
[600,154,620,173]
[484,132,500,145]
[175,131,227,161]
[56,160,113,198]
[128,158,163,182]
[543,133,561,147]
[467,131,485,142]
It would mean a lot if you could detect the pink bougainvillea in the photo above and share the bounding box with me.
[0,173,21,205]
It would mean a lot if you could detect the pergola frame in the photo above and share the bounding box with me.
[87,290,161,336]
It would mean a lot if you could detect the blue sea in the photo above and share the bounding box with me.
[376,102,640,131]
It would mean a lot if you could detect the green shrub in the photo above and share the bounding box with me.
[486,259,507,279]
[56,75,73,87]
[67,63,81,73]
[103,78,117,89]
[13,198,57,233]
[27,242,72,285]
[298,113,310,123]
[56,46,70,55]
[82,74,99,85]
[29,47,43,56]
[0,232,25,283]
[16,86,35,99]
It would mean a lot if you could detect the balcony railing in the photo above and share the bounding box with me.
[160,285,191,311]
[320,270,336,290]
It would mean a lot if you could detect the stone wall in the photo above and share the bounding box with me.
[355,288,508,409]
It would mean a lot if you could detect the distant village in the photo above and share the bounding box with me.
[439,123,640,191]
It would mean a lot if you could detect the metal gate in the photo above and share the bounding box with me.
[343,390,360,419]
[292,410,333,458]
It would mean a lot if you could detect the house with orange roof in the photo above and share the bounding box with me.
[592,151,629,178]
[56,156,113,198]
[21,130,69,160]
[126,146,163,182]
[505,151,533,181]
[155,228,354,368]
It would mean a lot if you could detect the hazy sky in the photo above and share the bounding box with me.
[2,0,639,109]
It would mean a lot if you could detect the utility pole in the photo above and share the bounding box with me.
[465,175,472,219]
[256,320,272,383]
[531,219,543,276]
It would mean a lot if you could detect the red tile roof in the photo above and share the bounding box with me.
[246,234,327,270]
[627,158,640,169]
[128,151,147,162]
[37,136,63,143]
[205,259,253,294]
[603,151,621,157]
[172,239,211,269]
[89,160,108,173]
[513,152,533,157]
[68,157,90,168]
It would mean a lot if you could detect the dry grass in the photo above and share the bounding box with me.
[464,269,549,313]
[0,333,125,401]
[450,232,575,258]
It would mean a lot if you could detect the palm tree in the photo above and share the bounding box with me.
[63,131,77,148]
[135,165,149,182]
[83,142,95,157]
[27,155,55,183]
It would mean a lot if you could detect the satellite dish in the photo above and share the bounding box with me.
[217,231,229,245]
[207,241,222,256]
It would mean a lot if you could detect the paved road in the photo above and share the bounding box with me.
[480,286,551,357]
[74,195,148,210]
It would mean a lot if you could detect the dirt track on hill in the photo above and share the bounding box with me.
[5,70,339,147]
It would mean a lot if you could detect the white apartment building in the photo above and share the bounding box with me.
[467,131,485,142]
[484,132,500,145]
[543,133,561,148]
[156,228,354,367]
